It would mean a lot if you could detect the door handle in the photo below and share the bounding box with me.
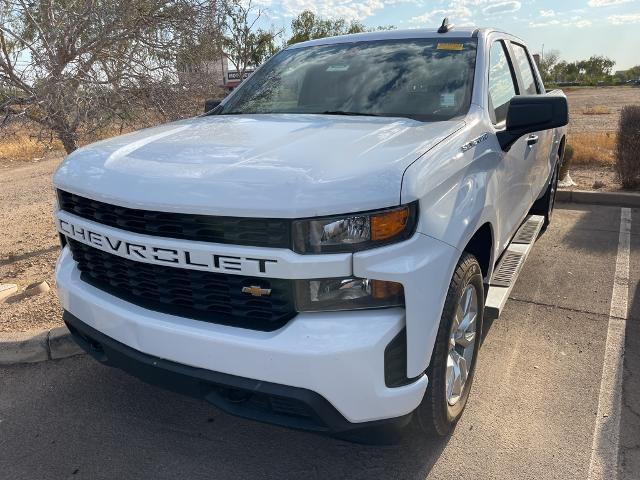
[527,135,539,146]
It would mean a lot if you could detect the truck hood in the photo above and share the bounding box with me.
[54,114,464,218]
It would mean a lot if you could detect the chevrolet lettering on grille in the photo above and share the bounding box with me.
[56,216,278,275]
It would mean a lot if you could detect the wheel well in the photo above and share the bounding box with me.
[464,223,493,279]
[558,135,566,162]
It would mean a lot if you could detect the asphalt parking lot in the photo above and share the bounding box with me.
[1,203,638,480]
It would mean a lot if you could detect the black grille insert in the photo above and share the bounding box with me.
[67,239,296,331]
[57,190,291,249]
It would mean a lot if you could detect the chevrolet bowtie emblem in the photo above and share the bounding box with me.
[241,285,272,297]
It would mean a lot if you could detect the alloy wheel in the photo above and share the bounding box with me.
[446,284,479,406]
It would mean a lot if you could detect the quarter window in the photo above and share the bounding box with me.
[512,43,539,95]
[488,41,517,125]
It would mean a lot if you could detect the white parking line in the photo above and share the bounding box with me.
[587,208,631,480]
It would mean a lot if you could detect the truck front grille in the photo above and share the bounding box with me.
[57,190,291,249]
[66,239,297,331]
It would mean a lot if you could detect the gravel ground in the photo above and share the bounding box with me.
[559,87,640,192]
[566,86,640,134]
[0,155,63,332]
[566,164,619,192]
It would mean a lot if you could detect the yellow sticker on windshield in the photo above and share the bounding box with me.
[437,43,464,51]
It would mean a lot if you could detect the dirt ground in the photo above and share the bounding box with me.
[565,86,640,134]
[562,86,640,192]
[1,86,639,333]
[0,155,63,332]
[564,164,619,192]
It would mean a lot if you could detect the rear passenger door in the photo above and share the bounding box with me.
[488,40,534,250]
[508,42,554,201]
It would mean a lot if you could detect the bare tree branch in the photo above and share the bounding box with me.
[0,0,224,153]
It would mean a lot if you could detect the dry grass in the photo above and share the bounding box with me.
[582,105,612,115]
[0,128,63,163]
[81,125,138,145]
[567,132,616,166]
[0,122,145,166]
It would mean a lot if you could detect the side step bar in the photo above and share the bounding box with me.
[484,215,545,321]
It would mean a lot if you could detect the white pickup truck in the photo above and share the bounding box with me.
[53,23,568,442]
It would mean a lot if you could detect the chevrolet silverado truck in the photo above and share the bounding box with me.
[53,23,568,441]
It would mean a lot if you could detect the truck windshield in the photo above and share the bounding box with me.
[217,38,478,121]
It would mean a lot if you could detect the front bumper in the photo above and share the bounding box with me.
[63,311,413,440]
[55,246,429,424]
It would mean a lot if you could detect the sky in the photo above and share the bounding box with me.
[257,0,640,70]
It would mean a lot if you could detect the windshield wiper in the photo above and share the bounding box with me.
[320,110,383,117]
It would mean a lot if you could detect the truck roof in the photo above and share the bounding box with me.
[286,28,519,49]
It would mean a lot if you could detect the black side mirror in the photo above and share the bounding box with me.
[204,99,221,113]
[497,95,569,151]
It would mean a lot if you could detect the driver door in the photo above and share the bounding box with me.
[488,40,535,251]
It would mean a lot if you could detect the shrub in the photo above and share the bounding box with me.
[615,106,640,189]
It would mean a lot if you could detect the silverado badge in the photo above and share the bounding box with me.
[461,132,489,152]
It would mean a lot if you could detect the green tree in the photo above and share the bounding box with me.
[576,55,615,83]
[287,10,385,45]
[549,60,580,83]
[551,60,568,82]
[538,50,560,84]
[615,65,640,83]
[537,51,616,85]
[565,62,581,82]
[628,65,640,79]
[215,0,281,79]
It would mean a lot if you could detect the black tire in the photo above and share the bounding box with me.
[415,253,484,436]
[531,159,560,228]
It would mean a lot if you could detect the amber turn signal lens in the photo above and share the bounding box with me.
[371,207,410,241]
[371,280,404,300]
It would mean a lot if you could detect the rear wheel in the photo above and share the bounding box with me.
[415,253,484,436]
[531,159,560,228]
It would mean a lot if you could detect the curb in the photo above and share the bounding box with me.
[0,326,84,366]
[557,189,640,208]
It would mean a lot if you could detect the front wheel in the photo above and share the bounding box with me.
[415,253,484,436]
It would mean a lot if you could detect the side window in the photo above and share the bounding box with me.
[511,43,539,95]
[488,41,517,125]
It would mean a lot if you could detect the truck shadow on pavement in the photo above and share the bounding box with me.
[555,203,623,253]
[97,364,451,480]
[0,356,450,480]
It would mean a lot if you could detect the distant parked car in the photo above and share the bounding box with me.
[557,81,582,87]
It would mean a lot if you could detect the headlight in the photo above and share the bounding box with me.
[292,202,418,254]
[295,277,404,312]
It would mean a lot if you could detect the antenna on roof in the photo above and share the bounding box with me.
[438,17,454,33]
